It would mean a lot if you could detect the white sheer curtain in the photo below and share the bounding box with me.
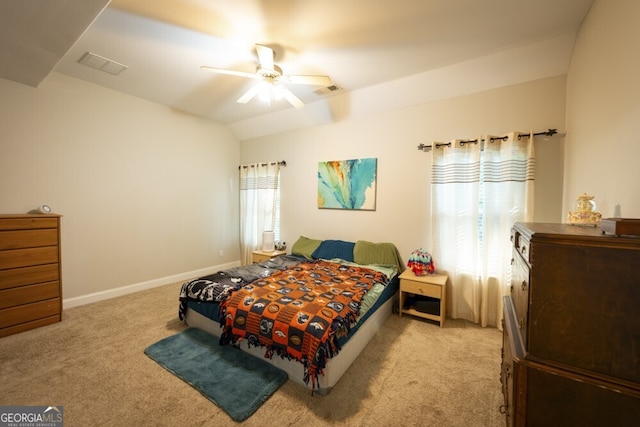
[239,162,280,265]
[431,132,535,327]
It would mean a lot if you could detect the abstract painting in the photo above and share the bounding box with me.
[317,158,377,210]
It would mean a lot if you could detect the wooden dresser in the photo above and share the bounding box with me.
[501,222,640,426]
[0,214,63,337]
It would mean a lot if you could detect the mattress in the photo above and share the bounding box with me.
[185,277,397,394]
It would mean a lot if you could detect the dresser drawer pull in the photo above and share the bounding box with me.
[521,280,527,291]
[518,318,525,329]
[521,245,527,255]
[503,364,510,377]
[500,364,511,385]
[510,285,514,294]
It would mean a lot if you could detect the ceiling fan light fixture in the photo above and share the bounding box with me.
[272,84,284,101]
[203,44,330,110]
[257,80,271,102]
[257,80,284,104]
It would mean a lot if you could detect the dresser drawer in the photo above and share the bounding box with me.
[0,246,59,270]
[0,264,59,290]
[501,309,515,426]
[511,252,530,346]
[401,278,443,299]
[0,229,58,250]
[502,296,528,426]
[0,315,60,338]
[525,360,640,425]
[512,232,531,265]
[0,297,61,329]
[0,217,59,231]
[0,281,60,310]
[500,319,514,426]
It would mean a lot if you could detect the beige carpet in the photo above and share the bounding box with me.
[0,282,504,426]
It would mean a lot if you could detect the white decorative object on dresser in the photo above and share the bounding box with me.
[0,214,63,337]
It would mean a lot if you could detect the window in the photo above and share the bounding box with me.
[431,133,535,327]
[239,162,282,264]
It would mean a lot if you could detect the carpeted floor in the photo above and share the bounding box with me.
[0,282,504,426]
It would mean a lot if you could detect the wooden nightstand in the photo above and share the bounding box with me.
[398,269,448,327]
[252,249,286,263]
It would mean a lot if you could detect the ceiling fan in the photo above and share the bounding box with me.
[201,44,333,109]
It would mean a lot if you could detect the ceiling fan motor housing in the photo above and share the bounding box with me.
[257,64,282,79]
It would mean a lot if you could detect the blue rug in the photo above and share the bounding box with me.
[145,327,288,422]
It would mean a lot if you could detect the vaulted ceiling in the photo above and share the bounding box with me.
[1,0,594,139]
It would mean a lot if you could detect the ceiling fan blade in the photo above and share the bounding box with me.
[237,85,261,104]
[281,87,305,109]
[200,66,257,79]
[285,74,333,86]
[255,44,275,71]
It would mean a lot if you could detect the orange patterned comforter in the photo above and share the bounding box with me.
[219,259,389,389]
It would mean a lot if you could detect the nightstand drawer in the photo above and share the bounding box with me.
[252,250,286,263]
[401,279,442,299]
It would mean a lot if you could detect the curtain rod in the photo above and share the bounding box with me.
[417,128,558,152]
[239,160,287,169]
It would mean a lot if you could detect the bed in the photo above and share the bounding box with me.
[179,237,404,394]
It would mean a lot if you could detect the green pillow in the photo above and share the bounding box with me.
[291,236,322,259]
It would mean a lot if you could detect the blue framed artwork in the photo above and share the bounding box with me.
[317,157,377,210]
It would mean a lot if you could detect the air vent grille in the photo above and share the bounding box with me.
[314,84,342,96]
[78,52,128,75]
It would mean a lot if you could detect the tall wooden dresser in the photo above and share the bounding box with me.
[501,222,640,426]
[0,214,63,337]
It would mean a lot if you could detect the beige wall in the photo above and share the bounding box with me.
[2,0,627,308]
[240,75,567,261]
[0,73,240,306]
[564,0,640,218]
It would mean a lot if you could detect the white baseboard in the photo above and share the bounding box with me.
[62,261,241,309]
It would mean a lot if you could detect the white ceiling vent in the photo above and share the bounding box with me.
[314,84,342,96]
[78,52,128,75]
